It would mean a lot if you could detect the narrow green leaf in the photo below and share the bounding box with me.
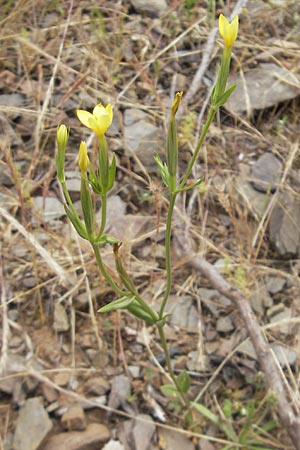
[213,84,237,108]
[64,205,88,240]
[177,370,190,394]
[127,302,157,324]
[98,296,135,313]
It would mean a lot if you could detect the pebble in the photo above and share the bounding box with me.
[53,302,70,332]
[251,153,282,193]
[83,376,110,396]
[13,397,53,450]
[130,0,168,17]
[42,423,110,450]
[61,403,87,431]
[271,344,297,367]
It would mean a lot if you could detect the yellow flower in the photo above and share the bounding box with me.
[76,103,113,136]
[219,14,239,48]
[78,141,90,172]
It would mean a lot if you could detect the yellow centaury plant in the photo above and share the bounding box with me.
[56,12,239,416]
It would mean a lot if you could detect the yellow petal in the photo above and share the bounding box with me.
[219,14,239,48]
[77,110,94,130]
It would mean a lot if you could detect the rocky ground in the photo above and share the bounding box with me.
[1,1,300,449]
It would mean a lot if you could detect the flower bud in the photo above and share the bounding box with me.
[78,141,90,172]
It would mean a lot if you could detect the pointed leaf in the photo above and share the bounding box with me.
[98,296,135,313]
[64,205,88,240]
[177,370,190,394]
[213,84,237,108]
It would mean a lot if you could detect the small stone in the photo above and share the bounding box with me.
[130,0,168,17]
[83,376,110,396]
[269,192,300,257]
[53,302,69,332]
[216,315,234,333]
[165,295,198,332]
[86,349,109,369]
[128,365,141,378]
[271,344,297,367]
[251,153,282,193]
[41,383,58,403]
[269,308,292,335]
[13,397,53,450]
[33,196,65,222]
[266,276,286,294]
[42,423,110,450]
[108,375,132,413]
[61,403,87,431]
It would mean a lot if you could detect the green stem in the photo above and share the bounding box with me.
[61,180,78,217]
[92,243,124,296]
[97,194,107,238]
[157,323,189,408]
[178,107,216,190]
[159,191,177,318]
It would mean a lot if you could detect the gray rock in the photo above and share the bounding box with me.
[197,288,231,317]
[119,414,155,450]
[42,423,110,450]
[238,340,257,360]
[269,307,292,335]
[53,302,69,332]
[236,164,271,218]
[216,315,234,333]
[108,375,133,413]
[269,192,300,256]
[124,109,164,170]
[265,276,286,294]
[33,196,65,222]
[165,295,198,332]
[226,63,300,114]
[130,0,168,17]
[271,344,297,367]
[251,284,273,315]
[251,153,282,193]
[13,397,53,450]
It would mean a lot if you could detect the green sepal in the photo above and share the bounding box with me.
[98,295,135,313]
[80,176,94,236]
[107,153,116,192]
[89,166,104,195]
[160,384,180,398]
[177,370,190,394]
[212,84,237,108]
[64,204,88,240]
[153,152,170,187]
[127,301,157,324]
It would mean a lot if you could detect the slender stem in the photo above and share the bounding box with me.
[159,191,177,318]
[61,180,78,217]
[92,243,124,296]
[157,324,189,408]
[97,194,107,238]
[178,107,216,190]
